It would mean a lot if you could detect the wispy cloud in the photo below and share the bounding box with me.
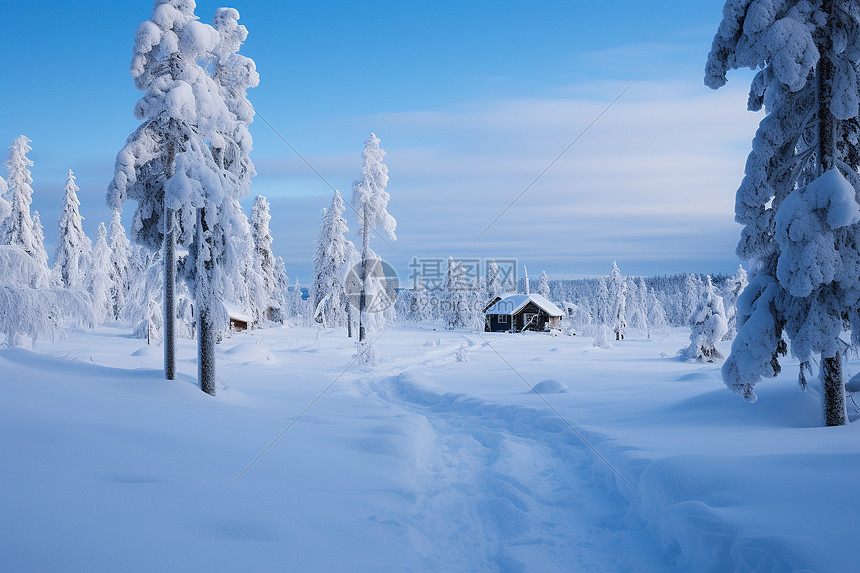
[253,77,759,281]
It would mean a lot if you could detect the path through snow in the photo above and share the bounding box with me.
[349,335,678,571]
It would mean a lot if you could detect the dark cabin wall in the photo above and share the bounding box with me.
[486,301,556,332]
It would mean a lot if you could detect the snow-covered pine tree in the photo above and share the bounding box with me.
[628,277,650,336]
[707,0,860,425]
[312,190,351,328]
[410,277,430,324]
[108,1,224,381]
[607,262,627,340]
[680,273,701,326]
[0,189,93,345]
[186,7,258,395]
[593,324,612,349]
[109,1,257,394]
[30,210,50,277]
[287,277,308,324]
[594,276,610,332]
[720,265,747,340]
[122,245,196,343]
[537,270,551,300]
[250,195,277,322]
[89,222,113,325]
[565,302,592,336]
[343,240,360,336]
[682,276,728,362]
[123,248,163,341]
[211,6,258,189]
[352,133,396,348]
[191,7,261,392]
[108,210,132,320]
[53,170,92,290]
[486,259,502,301]
[647,287,668,335]
[272,255,290,324]
[2,136,48,270]
[445,259,469,330]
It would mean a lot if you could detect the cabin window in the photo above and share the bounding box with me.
[498,315,508,324]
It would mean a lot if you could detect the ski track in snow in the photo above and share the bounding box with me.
[350,335,677,572]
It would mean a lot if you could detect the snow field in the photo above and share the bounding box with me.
[2,324,859,571]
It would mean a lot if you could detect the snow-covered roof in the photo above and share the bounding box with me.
[222,301,251,323]
[484,293,563,317]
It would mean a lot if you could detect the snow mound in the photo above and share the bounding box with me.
[222,343,278,365]
[676,371,717,382]
[532,379,568,394]
[131,346,160,357]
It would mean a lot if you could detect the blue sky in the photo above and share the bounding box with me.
[0,1,759,283]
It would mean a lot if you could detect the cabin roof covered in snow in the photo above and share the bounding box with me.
[484,293,563,317]
[222,301,251,323]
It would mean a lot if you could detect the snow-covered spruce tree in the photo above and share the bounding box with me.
[593,324,612,349]
[109,1,257,394]
[122,245,197,343]
[566,303,592,336]
[445,259,470,330]
[0,249,93,346]
[2,136,48,270]
[89,222,114,325]
[0,191,93,346]
[182,7,258,395]
[407,277,431,325]
[720,265,748,340]
[707,0,860,425]
[486,259,503,301]
[108,210,132,320]
[537,270,551,300]
[286,277,309,324]
[30,210,50,278]
[272,255,290,324]
[53,170,92,289]
[682,276,729,362]
[250,195,277,321]
[108,1,220,381]
[342,241,360,336]
[628,277,650,336]
[312,190,351,328]
[646,286,668,336]
[594,276,610,334]
[680,273,702,326]
[191,6,261,391]
[607,261,627,340]
[124,248,163,341]
[352,133,396,348]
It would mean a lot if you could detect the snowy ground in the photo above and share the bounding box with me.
[2,324,859,572]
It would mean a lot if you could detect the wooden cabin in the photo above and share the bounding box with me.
[223,301,252,332]
[484,293,563,333]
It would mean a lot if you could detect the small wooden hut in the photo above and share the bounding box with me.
[484,293,563,333]
[223,301,252,332]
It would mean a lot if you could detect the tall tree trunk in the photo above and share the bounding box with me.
[197,208,216,396]
[163,61,178,381]
[164,206,176,381]
[346,300,353,338]
[822,350,847,426]
[817,4,847,426]
[358,211,369,343]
